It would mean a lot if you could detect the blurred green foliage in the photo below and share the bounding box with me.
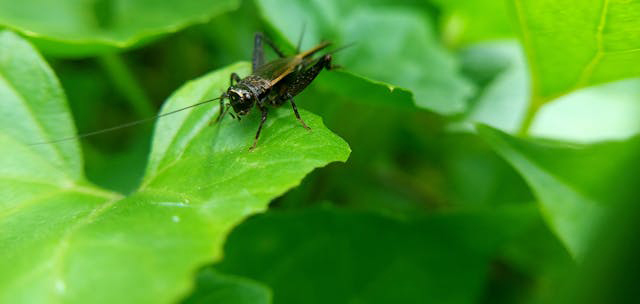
[1,0,640,303]
[214,206,537,304]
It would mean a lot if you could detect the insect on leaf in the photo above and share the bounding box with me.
[0,30,350,303]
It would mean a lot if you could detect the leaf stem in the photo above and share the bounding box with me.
[98,53,155,118]
[518,97,543,136]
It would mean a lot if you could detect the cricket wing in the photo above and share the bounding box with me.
[254,57,302,86]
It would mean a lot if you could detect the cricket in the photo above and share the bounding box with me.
[31,32,345,150]
[215,32,337,150]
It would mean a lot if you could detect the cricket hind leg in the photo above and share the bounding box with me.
[257,32,286,58]
[252,33,265,72]
[253,33,287,72]
[249,106,269,151]
[277,55,333,130]
[285,54,333,98]
[289,98,311,130]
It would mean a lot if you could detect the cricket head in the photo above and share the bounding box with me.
[227,86,254,116]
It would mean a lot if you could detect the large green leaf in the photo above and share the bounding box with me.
[255,0,474,115]
[0,30,82,179]
[0,30,350,303]
[511,0,640,102]
[531,78,640,143]
[455,42,640,143]
[0,0,239,57]
[215,206,537,304]
[478,125,640,258]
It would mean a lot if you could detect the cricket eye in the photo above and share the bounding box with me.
[244,93,251,101]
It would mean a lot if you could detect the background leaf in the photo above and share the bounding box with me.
[454,41,530,133]
[215,206,537,304]
[479,125,640,258]
[455,43,640,144]
[0,31,350,303]
[512,0,640,102]
[432,0,515,47]
[531,78,640,143]
[0,0,239,57]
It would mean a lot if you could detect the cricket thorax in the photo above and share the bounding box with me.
[239,75,271,97]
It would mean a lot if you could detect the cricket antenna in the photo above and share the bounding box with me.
[29,96,224,146]
[296,23,306,53]
[327,42,357,56]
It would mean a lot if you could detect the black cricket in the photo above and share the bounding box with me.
[215,33,335,150]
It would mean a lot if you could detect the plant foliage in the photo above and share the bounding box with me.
[1,0,639,303]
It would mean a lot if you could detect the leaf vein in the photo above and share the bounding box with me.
[48,195,122,297]
[574,0,610,88]
[0,72,69,172]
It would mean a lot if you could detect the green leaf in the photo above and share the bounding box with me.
[0,31,83,180]
[0,0,239,57]
[531,78,640,143]
[255,0,474,115]
[315,70,415,109]
[0,30,350,303]
[182,269,271,304]
[455,43,640,143]
[215,206,537,304]
[273,74,445,213]
[432,0,515,47]
[512,0,640,101]
[443,133,534,208]
[454,42,530,133]
[478,125,640,258]
[563,190,640,304]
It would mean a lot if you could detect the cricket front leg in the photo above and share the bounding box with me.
[213,73,242,125]
[249,106,269,151]
[212,94,229,124]
[230,72,242,85]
